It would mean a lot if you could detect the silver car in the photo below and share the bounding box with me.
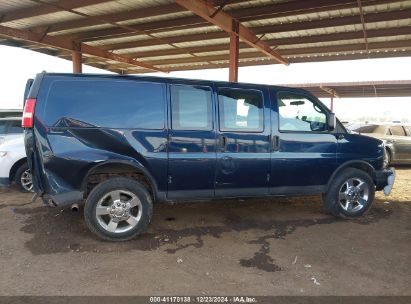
[350,124,411,167]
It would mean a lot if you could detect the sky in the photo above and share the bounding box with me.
[0,45,410,123]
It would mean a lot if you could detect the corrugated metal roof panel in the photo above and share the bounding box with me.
[0,0,410,74]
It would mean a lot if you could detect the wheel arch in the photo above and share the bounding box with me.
[81,160,160,202]
[326,160,376,192]
[9,157,28,182]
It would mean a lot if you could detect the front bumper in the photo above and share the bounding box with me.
[375,167,396,195]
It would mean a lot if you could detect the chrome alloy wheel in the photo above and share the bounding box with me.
[21,169,33,192]
[338,178,369,213]
[95,190,142,233]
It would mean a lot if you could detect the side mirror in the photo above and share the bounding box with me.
[328,113,336,131]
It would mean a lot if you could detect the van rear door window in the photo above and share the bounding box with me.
[170,85,212,131]
[44,79,165,129]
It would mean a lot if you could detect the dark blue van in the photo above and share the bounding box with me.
[24,73,395,241]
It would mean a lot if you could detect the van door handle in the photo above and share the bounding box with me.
[272,135,280,151]
[219,135,227,151]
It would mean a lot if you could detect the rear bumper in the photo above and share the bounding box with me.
[375,167,395,195]
[42,190,84,207]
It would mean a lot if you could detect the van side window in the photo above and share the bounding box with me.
[44,80,165,129]
[390,126,406,136]
[170,85,212,131]
[278,92,327,132]
[217,88,263,132]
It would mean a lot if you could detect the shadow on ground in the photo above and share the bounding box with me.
[11,196,394,272]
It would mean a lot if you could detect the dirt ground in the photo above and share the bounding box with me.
[0,167,410,296]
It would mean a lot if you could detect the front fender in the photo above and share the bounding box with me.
[326,160,376,192]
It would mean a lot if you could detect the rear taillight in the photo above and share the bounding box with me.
[22,98,36,128]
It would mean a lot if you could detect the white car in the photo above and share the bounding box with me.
[0,117,23,144]
[0,117,32,192]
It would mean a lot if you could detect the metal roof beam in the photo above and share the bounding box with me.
[357,0,370,54]
[139,50,411,73]
[174,0,288,65]
[319,86,340,98]
[47,2,184,34]
[45,1,252,34]
[123,26,411,59]
[0,0,112,23]
[60,0,394,41]
[0,25,167,73]
[100,8,411,51]
[140,39,411,66]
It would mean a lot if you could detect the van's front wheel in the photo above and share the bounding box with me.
[323,168,375,218]
[84,177,153,241]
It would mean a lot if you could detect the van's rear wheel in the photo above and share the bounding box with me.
[323,168,375,218]
[84,177,153,241]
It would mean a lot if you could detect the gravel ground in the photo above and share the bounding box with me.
[0,166,409,296]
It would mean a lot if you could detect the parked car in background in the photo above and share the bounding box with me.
[349,124,411,167]
[0,109,23,119]
[0,117,24,145]
[0,117,33,192]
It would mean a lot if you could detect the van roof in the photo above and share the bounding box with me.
[41,72,307,93]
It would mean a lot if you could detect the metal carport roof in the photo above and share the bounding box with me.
[0,0,410,77]
[284,80,411,98]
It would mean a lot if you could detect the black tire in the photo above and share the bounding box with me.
[323,168,375,218]
[84,177,153,241]
[383,148,391,168]
[14,162,33,193]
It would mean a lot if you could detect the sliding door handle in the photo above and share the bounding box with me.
[219,135,227,151]
[272,135,280,151]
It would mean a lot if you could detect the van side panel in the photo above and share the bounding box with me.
[32,75,168,205]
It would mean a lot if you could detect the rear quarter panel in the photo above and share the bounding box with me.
[31,75,168,198]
